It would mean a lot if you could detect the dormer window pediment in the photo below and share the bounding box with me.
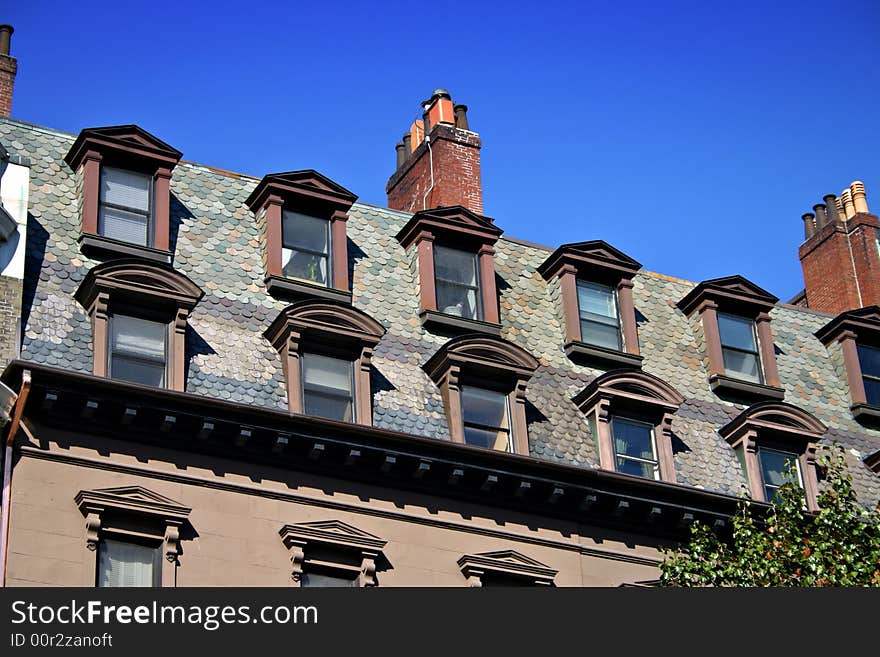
[245,170,357,304]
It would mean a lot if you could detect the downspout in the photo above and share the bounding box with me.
[0,368,30,587]
[845,229,864,308]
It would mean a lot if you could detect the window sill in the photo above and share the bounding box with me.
[564,341,643,369]
[709,373,784,401]
[850,403,880,426]
[265,275,352,304]
[419,309,501,336]
[78,233,172,264]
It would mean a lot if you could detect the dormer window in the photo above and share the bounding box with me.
[395,206,502,335]
[64,125,182,264]
[282,210,330,286]
[301,352,355,422]
[109,313,167,387]
[610,416,658,479]
[245,170,356,303]
[423,334,538,455]
[677,275,783,401]
[758,447,802,504]
[857,344,880,406]
[434,245,482,320]
[538,241,642,368]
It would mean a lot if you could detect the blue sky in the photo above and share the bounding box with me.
[5,1,879,300]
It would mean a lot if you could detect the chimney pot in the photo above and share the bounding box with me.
[0,25,12,57]
[823,194,839,223]
[841,189,856,219]
[851,181,869,214]
[402,132,412,154]
[802,212,816,239]
[454,104,470,130]
[813,203,827,227]
[395,142,406,169]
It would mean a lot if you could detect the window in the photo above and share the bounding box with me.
[677,275,783,400]
[757,447,803,504]
[99,167,152,246]
[457,550,557,587]
[279,520,388,588]
[857,344,880,407]
[245,170,356,303]
[282,210,330,286]
[610,416,658,480]
[98,538,161,588]
[75,260,204,392]
[422,334,539,455]
[719,401,825,511]
[301,352,355,422]
[109,314,167,387]
[537,241,642,368]
[76,486,191,588]
[64,125,181,263]
[718,312,762,384]
[573,369,684,482]
[264,300,385,425]
[461,386,511,451]
[434,245,482,320]
[395,206,502,335]
[577,281,621,351]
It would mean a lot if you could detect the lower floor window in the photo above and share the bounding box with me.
[97,538,161,587]
[758,447,802,503]
[301,352,355,422]
[610,417,659,479]
[461,386,512,452]
[300,567,359,588]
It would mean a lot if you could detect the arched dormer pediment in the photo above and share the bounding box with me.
[422,333,539,384]
[719,401,826,443]
[572,369,684,414]
[264,299,386,352]
[75,259,204,311]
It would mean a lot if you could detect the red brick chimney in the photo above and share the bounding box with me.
[386,89,483,214]
[0,25,16,119]
[798,181,880,313]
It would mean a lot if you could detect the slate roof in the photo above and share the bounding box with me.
[2,116,878,506]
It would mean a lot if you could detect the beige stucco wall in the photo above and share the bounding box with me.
[6,421,663,587]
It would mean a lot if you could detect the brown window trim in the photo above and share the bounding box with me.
[572,369,684,483]
[395,205,503,336]
[245,170,356,303]
[278,520,387,587]
[865,449,880,474]
[422,334,539,455]
[815,305,880,425]
[538,241,643,368]
[718,401,826,511]
[75,486,191,588]
[457,550,557,587]
[676,275,783,401]
[74,259,204,392]
[264,300,386,426]
[64,125,182,263]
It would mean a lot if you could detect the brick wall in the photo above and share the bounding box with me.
[0,275,22,367]
[0,54,17,118]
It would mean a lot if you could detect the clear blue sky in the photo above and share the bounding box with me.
[5,1,879,300]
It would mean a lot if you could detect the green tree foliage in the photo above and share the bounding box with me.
[660,446,880,586]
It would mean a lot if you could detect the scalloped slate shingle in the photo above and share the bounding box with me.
[2,116,878,506]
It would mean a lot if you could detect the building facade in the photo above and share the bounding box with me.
[0,32,878,587]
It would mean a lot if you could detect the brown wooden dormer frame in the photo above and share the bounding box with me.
[538,240,643,368]
[422,334,539,455]
[64,125,182,264]
[74,259,204,392]
[264,299,386,425]
[396,205,503,336]
[677,275,783,401]
[719,401,826,511]
[245,170,357,304]
[572,369,684,482]
[815,305,880,425]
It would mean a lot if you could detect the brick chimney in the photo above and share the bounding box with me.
[386,89,483,214]
[798,181,880,313]
[0,25,16,119]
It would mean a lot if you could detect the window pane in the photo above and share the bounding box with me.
[857,344,880,378]
[99,206,149,245]
[101,167,150,212]
[577,281,617,320]
[864,377,880,407]
[436,281,479,319]
[615,457,657,479]
[580,319,622,350]
[759,448,800,488]
[282,211,329,254]
[717,313,757,351]
[112,315,166,360]
[462,387,508,428]
[434,245,477,286]
[111,357,166,387]
[281,248,328,285]
[722,348,761,383]
[464,426,511,451]
[98,539,159,587]
[302,353,354,422]
[301,571,357,587]
[611,417,655,461]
